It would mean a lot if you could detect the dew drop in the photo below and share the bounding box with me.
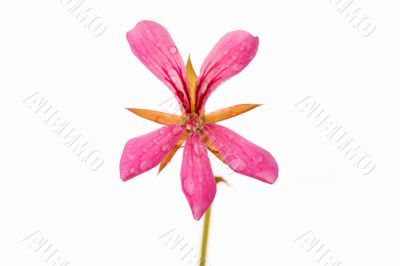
[153,137,163,144]
[172,126,182,136]
[193,143,201,156]
[129,167,137,174]
[145,29,151,34]
[156,42,161,47]
[127,153,135,160]
[168,46,177,54]
[255,170,272,181]
[140,160,151,170]
[255,155,264,163]
[161,144,170,152]
[230,158,246,171]
[184,178,195,195]
[189,160,193,167]
[223,50,228,55]
[233,63,241,71]
[141,55,147,60]
[228,134,234,140]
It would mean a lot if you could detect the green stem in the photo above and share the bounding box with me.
[200,206,211,266]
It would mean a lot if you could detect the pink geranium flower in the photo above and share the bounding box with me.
[120,20,278,220]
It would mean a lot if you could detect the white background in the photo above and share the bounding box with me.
[1,0,400,265]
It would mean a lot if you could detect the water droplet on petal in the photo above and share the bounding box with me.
[223,50,228,55]
[129,167,137,174]
[127,154,135,160]
[142,147,147,152]
[228,134,234,140]
[141,55,147,60]
[172,126,182,136]
[256,155,264,163]
[188,160,193,167]
[145,29,151,34]
[169,46,177,54]
[161,144,170,152]
[193,143,201,156]
[153,137,163,144]
[255,170,273,181]
[159,129,165,135]
[184,178,195,195]
[156,42,161,47]
[140,160,151,170]
[230,158,246,171]
[233,63,241,71]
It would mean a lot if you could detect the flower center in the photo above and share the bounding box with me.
[185,113,203,133]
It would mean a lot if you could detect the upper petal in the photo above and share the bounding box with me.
[203,124,278,184]
[181,134,216,220]
[120,125,184,181]
[196,31,259,112]
[126,21,190,111]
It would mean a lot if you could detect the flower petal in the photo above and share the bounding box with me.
[196,31,259,112]
[181,134,216,220]
[203,124,278,184]
[120,125,184,181]
[126,21,190,111]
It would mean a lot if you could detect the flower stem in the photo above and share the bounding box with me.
[200,205,211,266]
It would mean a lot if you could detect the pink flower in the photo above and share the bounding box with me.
[121,20,279,220]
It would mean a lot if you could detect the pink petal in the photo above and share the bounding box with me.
[204,124,278,184]
[181,134,216,220]
[196,30,259,112]
[126,21,189,111]
[120,125,184,181]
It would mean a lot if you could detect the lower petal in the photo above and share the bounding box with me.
[203,124,278,184]
[181,134,216,220]
[120,125,184,181]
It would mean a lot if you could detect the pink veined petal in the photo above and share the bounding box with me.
[196,30,259,113]
[204,124,278,184]
[126,20,190,112]
[181,134,216,220]
[120,125,184,181]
